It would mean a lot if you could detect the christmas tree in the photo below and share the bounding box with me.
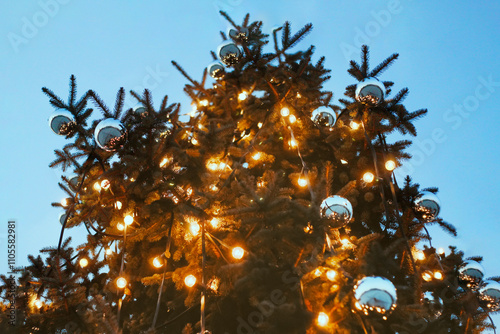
[1,12,499,333]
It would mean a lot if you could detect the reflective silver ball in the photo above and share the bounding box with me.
[459,260,484,285]
[49,110,75,135]
[320,195,353,227]
[479,280,500,311]
[59,213,67,225]
[208,62,225,80]
[311,107,336,127]
[414,191,440,220]
[355,77,385,105]
[94,119,126,151]
[217,41,242,66]
[134,107,147,116]
[354,276,397,314]
[228,27,249,42]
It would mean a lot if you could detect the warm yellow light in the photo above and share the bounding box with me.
[422,271,433,282]
[289,115,297,123]
[190,222,200,236]
[257,122,263,128]
[326,270,337,281]
[105,248,113,255]
[252,152,262,160]
[100,179,110,190]
[79,258,89,268]
[314,268,322,277]
[160,157,171,168]
[257,180,265,188]
[116,277,127,289]
[289,138,298,148]
[124,215,134,226]
[385,160,396,171]
[34,299,43,309]
[153,256,164,268]
[61,198,69,207]
[298,177,308,187]
[207,161,219,171]
[296,92,302,98]
[210,218,220,229]
[208,277,220,292]
[363,172,375,183]
[341,238,350,247]
[93,182,101,191]
[184,274,197,287]
[199,99,209,107]
[317,312,329,327]
[117,223,125,231]
[238,91,248,101]
[232,247,245,260]
[437,247,445,255]
[191,137,198,145]
[210,184,219,192]
[415,250,425,261]
[280,107,290,117]
[114,201,122,210]
[350,121,360,130]
[434,271,443,280]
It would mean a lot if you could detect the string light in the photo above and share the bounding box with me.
[232,247,245,260]
[210,218,220,229]
[34,299,43,309]
[414,250,425,261]
[350,121,360,130]
[93,182,101,192]
[79,258,89,268]
[160,157,171,168]
[209,184,219,192]
[153,256,164,268]
[298,176,308,187]
[114,201,122,210]
[296,92,302,98]
[437,248,445,255]
[289,115,297,123]
[117,223,125,231]
[280,107,290,117]
[363,172,375,183]
[116,277,127,289]
[422,271,433,282]
[105,248,113,255]
[191,137,199,145]
[238,91,248,101]
[60,198,69,207]
[190,221,200,236]
[317,312,329,327]
[184,274,197,287]
[434,271,443,280]
[252,152,261,160]
[304,223,313,234]
[314,268,322,277]
[341,238,350,247]
[208,277,220,292]
[199,99,209,107]
[124,215,134,226]
[326,270,337,281]
[385,160,396,171]
[100,179,110,190]
[289,138,298,148]
[340,159,348,164]
[257,122,263,128]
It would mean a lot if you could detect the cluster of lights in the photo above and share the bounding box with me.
[114,201,122,210]
[207,160,229,172]
[199,99,209,107]
[422,270,443,281]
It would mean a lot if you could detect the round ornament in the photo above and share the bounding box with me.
[228,27,249,42]
[311,107,336,128]
[479,280,500,311]
[320,195,353,227]
[208,62,225,80]
[414,191,440,220]
[94,119,126,151]
[355,77,385,105]
[48,110,76,136]
[134,106,147,116]
[217,41,242,66]
[459,260,484,285]
[59,213,68,225]
[354,276,397,314]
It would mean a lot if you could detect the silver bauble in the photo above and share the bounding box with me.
[134,107,147,116]
[355,77,385,105]
[217,41,242,66]
[479,280,500,311]
[94,119,126,151]
[208,62,225,80]
[320,195,353,227]
[228,27,249,42]
[49,110,75,135]
[311,107,336,128]
[354,276,397,314]
[415,191,440,220]
[59,213,67,225]
[459,260,484,285]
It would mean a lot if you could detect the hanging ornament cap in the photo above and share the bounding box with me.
[228,27,249,42]
[48,110,76,136]
[311,107,336,128]
[479,280,500,311]
[217,41,242,66]
[208,62,225,80]
[354,276,397,314]
[355,77,385,105]
[414,191,440,220]
[320,195,353,228]
[94,118,126,151]
[459,260,484,285]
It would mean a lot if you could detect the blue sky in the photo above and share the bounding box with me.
[1,0,499,327]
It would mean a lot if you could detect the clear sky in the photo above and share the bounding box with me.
[1,0,499,328]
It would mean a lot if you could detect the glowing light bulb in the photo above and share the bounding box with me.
[105,248,113,255]
[238,91,248,101]
[93,182,101,191]
[199,99,209,107]
[257,122,263,128]
[191,137,198,145]
[34,299,43,309]
[341,238,350,247]
[117,223,125,231]
[437,248,445,255]
[385,160,396,171]
[317,312,329,327]
[124,215,134,226]
[232,247,245,260]
[415,250,425,261]
[422,271,433,282]
[304,223,313,234]
[326,270,336,281]
[61,198,69,207]
[296,92,302,98]
[363,172,375,183]
[434,271,443,280]
[289,115,297,123]
[350,121,360,130]
[210,218,219,229]
[289,138,298,148]
[153,256,164,268]
[100,179,110,190]
[314,268,322,277]
[298,177,308,187]
[114,201,122,210]
[280,107,290,117]
[190,222,200,236]
[116,277,127,289]
[208,277,220,292]
[207,161,219,171]
[252,152,261,160]
[79,258,89,268]
[184,274,197,287]
[209,184,219,192]
[160,157,171,168]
